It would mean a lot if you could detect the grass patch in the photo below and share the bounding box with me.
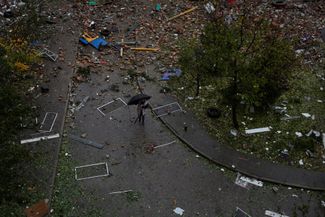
[126,191,141,203]
[51,138,102,217]
[168,66,325,171]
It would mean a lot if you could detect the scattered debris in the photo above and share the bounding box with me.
[295,132,303,137]
[281,115,300,121]
[75,96,90,111]
[39,112,58,133]
[235,173,249,189]
[108,190,133,195]
[154,140,177,149]
[97,98,127,116]
[301,113,312,118]
[167,6,198,21]
[173,207,184,216]
[272,106,287,114]
[155,3,161,12]
[38,48,58,62]
[230,129,238,136]
[235,173,263,189]
[24,199,49,217]
[69,134,104,149]
[75,162,109,181]
[20,133,60,144]
[80,32,108,50]
[265,210,289,217]
[321,200,325,207]
[204,2,215,14]
[240,175,263,187]
[299,159,304,165]
[152,102,183,118]
[130,47,159,52]
[306,130,320,137]
[272,187,279,193]
[234,207,252,217]
[245,127,271,135]
[161,68,182,81]
[281,149,289,157]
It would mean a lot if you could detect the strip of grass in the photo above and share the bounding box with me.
[51,137,102,217]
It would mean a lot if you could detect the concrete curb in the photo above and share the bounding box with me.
[157,115,325,191]
[47,80,73,208]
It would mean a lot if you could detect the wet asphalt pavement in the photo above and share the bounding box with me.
[22,0,325,216]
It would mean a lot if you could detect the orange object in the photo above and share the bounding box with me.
[167,6,198,21]
[24,200,49,217]
[82,32,98,42]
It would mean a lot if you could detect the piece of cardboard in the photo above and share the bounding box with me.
[24,200,49,217]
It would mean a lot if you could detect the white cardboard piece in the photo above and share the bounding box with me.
[173,207,184,216]
[265,210,289,217]
[245,127,271,134]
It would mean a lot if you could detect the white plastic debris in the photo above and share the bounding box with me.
[245,127,271,134]
[265,210,289,217]
[321,200,325,207]
[301,113,311,118]
[295,132,303,137]
[20,133,60,144]
[204,2,215,14]
[173,207,184,215]
[281,149,289,156]
[299,159,304,165]
[295,49,304,54]
[230,129,238,136]
[306,130,320,137]
[187,96,194,100]
[239,175,263,187]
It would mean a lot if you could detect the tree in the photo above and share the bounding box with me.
[179,14,298,129]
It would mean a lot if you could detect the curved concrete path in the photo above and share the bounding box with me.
[150,94,325,190]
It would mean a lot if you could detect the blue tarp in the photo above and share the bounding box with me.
[161,68,182,80]
[79,37,89,45]
[90,38,108,50]
[79,37,108,50]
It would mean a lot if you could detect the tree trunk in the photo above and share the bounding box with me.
[195,73,200,97]
[231,101,239,129]
[231,66,239,129]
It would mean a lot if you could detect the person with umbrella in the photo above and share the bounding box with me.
[137,99,148,125]
[127,93,151,125]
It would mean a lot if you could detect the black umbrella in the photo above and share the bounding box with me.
[127,93,151,105]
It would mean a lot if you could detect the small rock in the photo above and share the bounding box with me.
[40,85,49,93]
[272,187,279,192]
